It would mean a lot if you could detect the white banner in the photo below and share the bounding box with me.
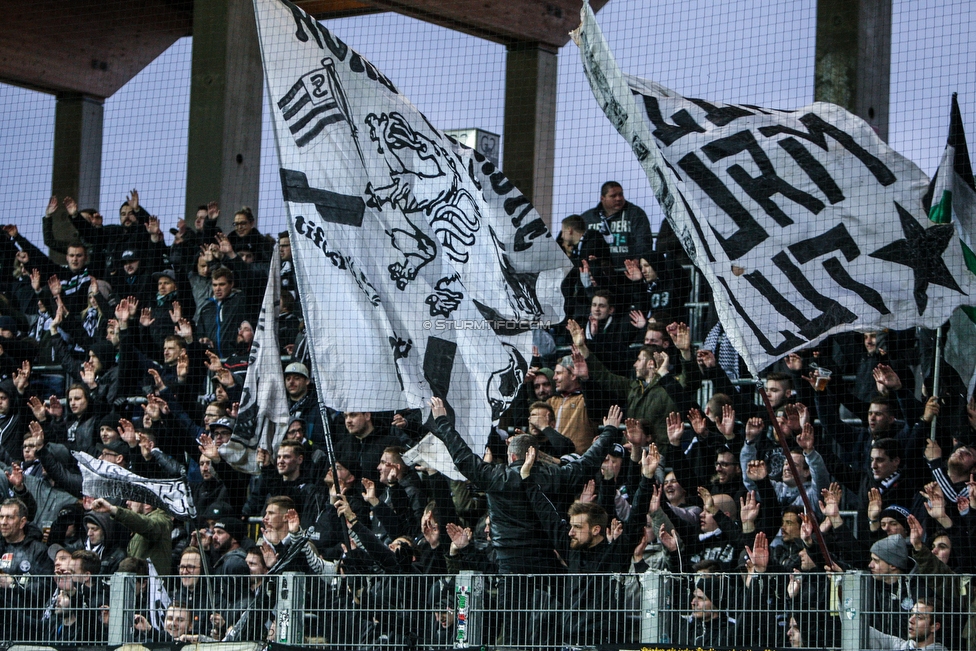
[254,0,571,450]
[227,245,290,475]
[575,5,976,375]
[73,451,196,519]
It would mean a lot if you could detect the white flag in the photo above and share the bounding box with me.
[575,5,976,375]
[72,451,196,519]
[254,0,571,451]
[226,245,291,475]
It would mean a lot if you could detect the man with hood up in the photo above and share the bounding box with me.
[79,510,127,575]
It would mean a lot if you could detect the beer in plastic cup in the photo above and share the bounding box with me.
[814,368,832,391]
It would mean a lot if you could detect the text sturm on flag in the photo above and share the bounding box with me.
[254,0,571,452]
[574,4,976,375]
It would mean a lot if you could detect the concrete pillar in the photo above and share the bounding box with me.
[51,93,104,257]
[815,0,892,141]
[503,42,557,228]
[186,0,263,231]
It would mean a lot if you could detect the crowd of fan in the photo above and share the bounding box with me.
[0,183,972,649]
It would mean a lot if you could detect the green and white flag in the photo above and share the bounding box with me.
[929,94,976,396]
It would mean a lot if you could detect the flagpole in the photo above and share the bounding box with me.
[318,408,353,552]
[758,387,833,568]
[931,325,944,440]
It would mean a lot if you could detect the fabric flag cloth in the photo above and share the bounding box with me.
[72,451,196,519]
[574,5,976,376]
[927,94,976,396]
[147,557,171,631]
[253,0,571,453]
[225,245,290,475]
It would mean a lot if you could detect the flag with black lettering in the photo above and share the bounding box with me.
[73,451,196,519]
[226,245,290,475]
[255,0,571,452]
[575,4,976,375]
[928,94,976,396]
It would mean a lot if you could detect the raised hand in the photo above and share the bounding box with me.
[924,438,943,461]
[745,531,769,574]
[565,319,585,350]
[47,274,61,297]
[285,508,301,534]
[796,422,815,453]
[628,309,647,330]
[127,189,140,212]
[666,322,691,352]
[698,486,715,514]
[623,259,642,281]
[27,396,47,422]
[907,514,925,551]
[603,404,623,428]
[739,491,760,524]
[799,513,815,545]
[921,482,947,521]
[256,448,271,467]
[746,460,767,482]
[175,318,193,342]
[641,444,661,478]
[207,201,220,221]
[625,417,648,448]
[687,408,707,435]
[785,353,803,371]
[5,462,24,491]
[12,361,30,394]
[658,524,678,552]
[2,224,18,239]
[29,268,41,293]
[921,397,940,424]
[571,345,589,381]
[745,416,764,442]
[606,518,623,542]
[168,301,182,323]
[648,483,662,514]
[139,307,154,328]
[795,402,809,428]
[47,395,63,420]
[520,446,536,479]
[867,487,883,523]
[666,412,684,447]
[137,432,155,460]
[696,348,717,369]
[198,433,220,460]
[118,419,136,446]
[717,404,736,440]
[429,396,447,419]
[653,350,670,376]
[446,523,472,553]
[579,478,596,503]
[361,477,378,505]
[205,350,223,373]
[80,361,97,388]
[783,404,801,434]
[45,196,58,216]
[872,364,902,393]
[28,420,45,446]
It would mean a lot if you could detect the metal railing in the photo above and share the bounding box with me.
[3,569,968,649]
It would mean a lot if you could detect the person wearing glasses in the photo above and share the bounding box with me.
[226,207,273,264]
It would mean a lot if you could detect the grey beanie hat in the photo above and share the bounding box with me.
[871,533,911,571]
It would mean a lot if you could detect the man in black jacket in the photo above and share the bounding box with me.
[429,397,620,573]
[522,443,655,646]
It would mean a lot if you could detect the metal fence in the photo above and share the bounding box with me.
[3,569,970,649]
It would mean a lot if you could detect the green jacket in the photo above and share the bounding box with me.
[113,506,174,575]
[585,354,677,446]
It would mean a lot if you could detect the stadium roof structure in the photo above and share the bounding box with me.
[0,0,606,99]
